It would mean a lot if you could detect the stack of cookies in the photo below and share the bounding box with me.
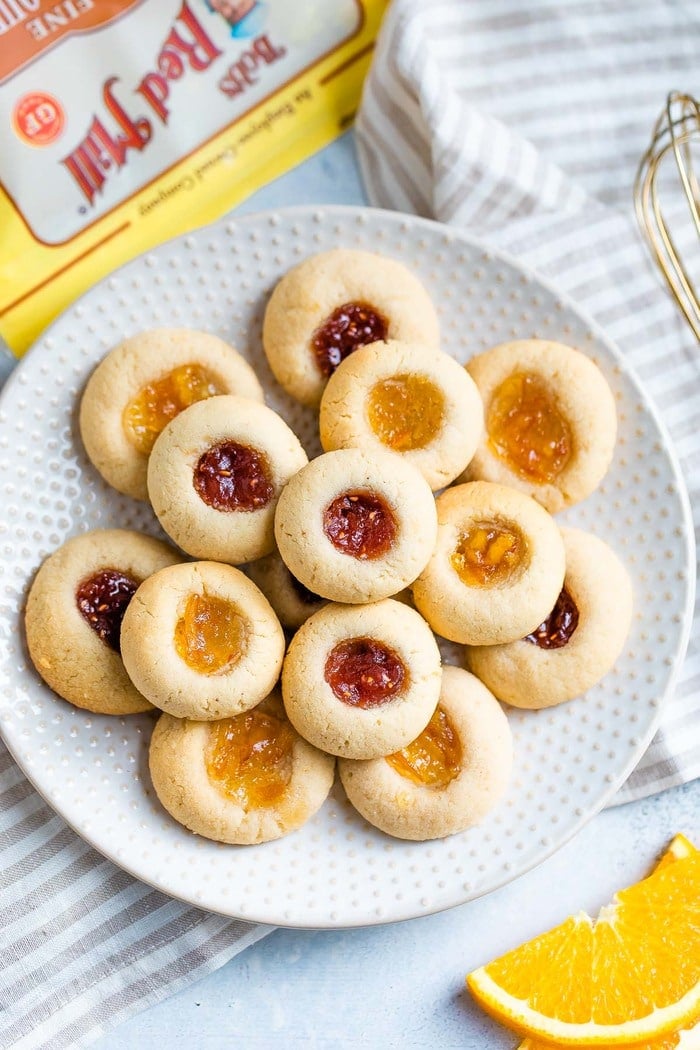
[24,248,632,848]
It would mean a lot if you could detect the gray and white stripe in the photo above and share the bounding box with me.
[0,745,270,1049]
[356,0,700,804]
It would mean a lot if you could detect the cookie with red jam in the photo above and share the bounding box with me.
[281,599,442,760]
[339,666,512,840]
[274,448,438,604]
[120,560,285,721]
[320,339,483,490]
[80,328,263,501]
[412,481,565,646]
[463,339,617,513]
[24,529,181,715]
[262,249,440,407]
[147,395,308,565]
[466,527,633,708]
[148,691,335,845]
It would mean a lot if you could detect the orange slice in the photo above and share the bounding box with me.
[467,837,700,1046]
[518,836,698,1050]
[653,832,696,870]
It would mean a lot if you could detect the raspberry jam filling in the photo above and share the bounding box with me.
[386,706,461,789]
[206,710,295,808]
[311,301,388,377]
[193,441,274,512]
[76,569,138,653]
[322,490,397,560]
[451,519,525,588]
[367,374,445,452]
[324,637,406,709]
[525,586,580,649]
[487,371,572,483]
[174,593,246,674]
[123,363,223,454]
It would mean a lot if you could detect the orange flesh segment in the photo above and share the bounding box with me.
[451,520,525,587]
[469,844,700,1045]
[516,836,698,1050]
[386,706,461,789]
[206,710,295,808]
[367,373,445,452]
[174,593,246,674]
[487,915,595,1024]
[123,363,223,454]
[487,371,572,483]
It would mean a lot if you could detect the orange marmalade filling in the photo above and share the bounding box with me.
[123,363,223,454]
[386,706,461,789]
[367,374,445,452]
[174,593,246,674]
[451,519,525,587]
[487,371,572,482]
[206,710,295,808]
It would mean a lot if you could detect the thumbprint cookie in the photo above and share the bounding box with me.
[25,529,181,715]
[120,560,285,720]
[466,527,633,708]
[245,551,327,631]
[463,339,617,513]
[262,249,440,407]
[281,599,442,760]
[319,339,483,490]
[274,448,438,604]
[147,395,308,565]
[338,666,512,840]
[80,328,263,501]
[412,481,565,646]
[148,691,335,845]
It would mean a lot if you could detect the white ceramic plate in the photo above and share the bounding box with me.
[0,206,694,928]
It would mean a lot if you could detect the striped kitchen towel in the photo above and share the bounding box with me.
[356,0,700,803]
[0,745,269,1048]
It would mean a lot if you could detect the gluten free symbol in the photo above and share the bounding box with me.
[13,91,65,147]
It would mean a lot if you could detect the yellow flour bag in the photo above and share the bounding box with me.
[0,0,387,354]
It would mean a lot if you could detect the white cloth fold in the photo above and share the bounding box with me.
[356,0,700,803]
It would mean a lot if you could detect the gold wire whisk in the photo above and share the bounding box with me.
[634,91,700,341]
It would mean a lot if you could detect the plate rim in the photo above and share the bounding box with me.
[0,202,695,928]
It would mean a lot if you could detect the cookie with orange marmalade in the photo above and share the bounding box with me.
[147,395,308,565]
[412,481,565,646]
[245,551,327,631]
[274,448,438,604]
[463,339,617,513]
[339,666,512,840]
[148,691,336,845]
[281,599,442,760]
[24,529,182,716]
[319,339,484,491]
[262,249,440,407]
[466,527,633,708]
[79,328,263,501]
[120,560,285,720]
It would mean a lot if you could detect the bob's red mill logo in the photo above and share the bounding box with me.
[6,1,286,205]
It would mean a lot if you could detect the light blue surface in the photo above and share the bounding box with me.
[79,131,700,1050]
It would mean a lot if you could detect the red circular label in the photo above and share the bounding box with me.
[13,92,65,147]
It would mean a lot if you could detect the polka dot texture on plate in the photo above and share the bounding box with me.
[0,207,693,928]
